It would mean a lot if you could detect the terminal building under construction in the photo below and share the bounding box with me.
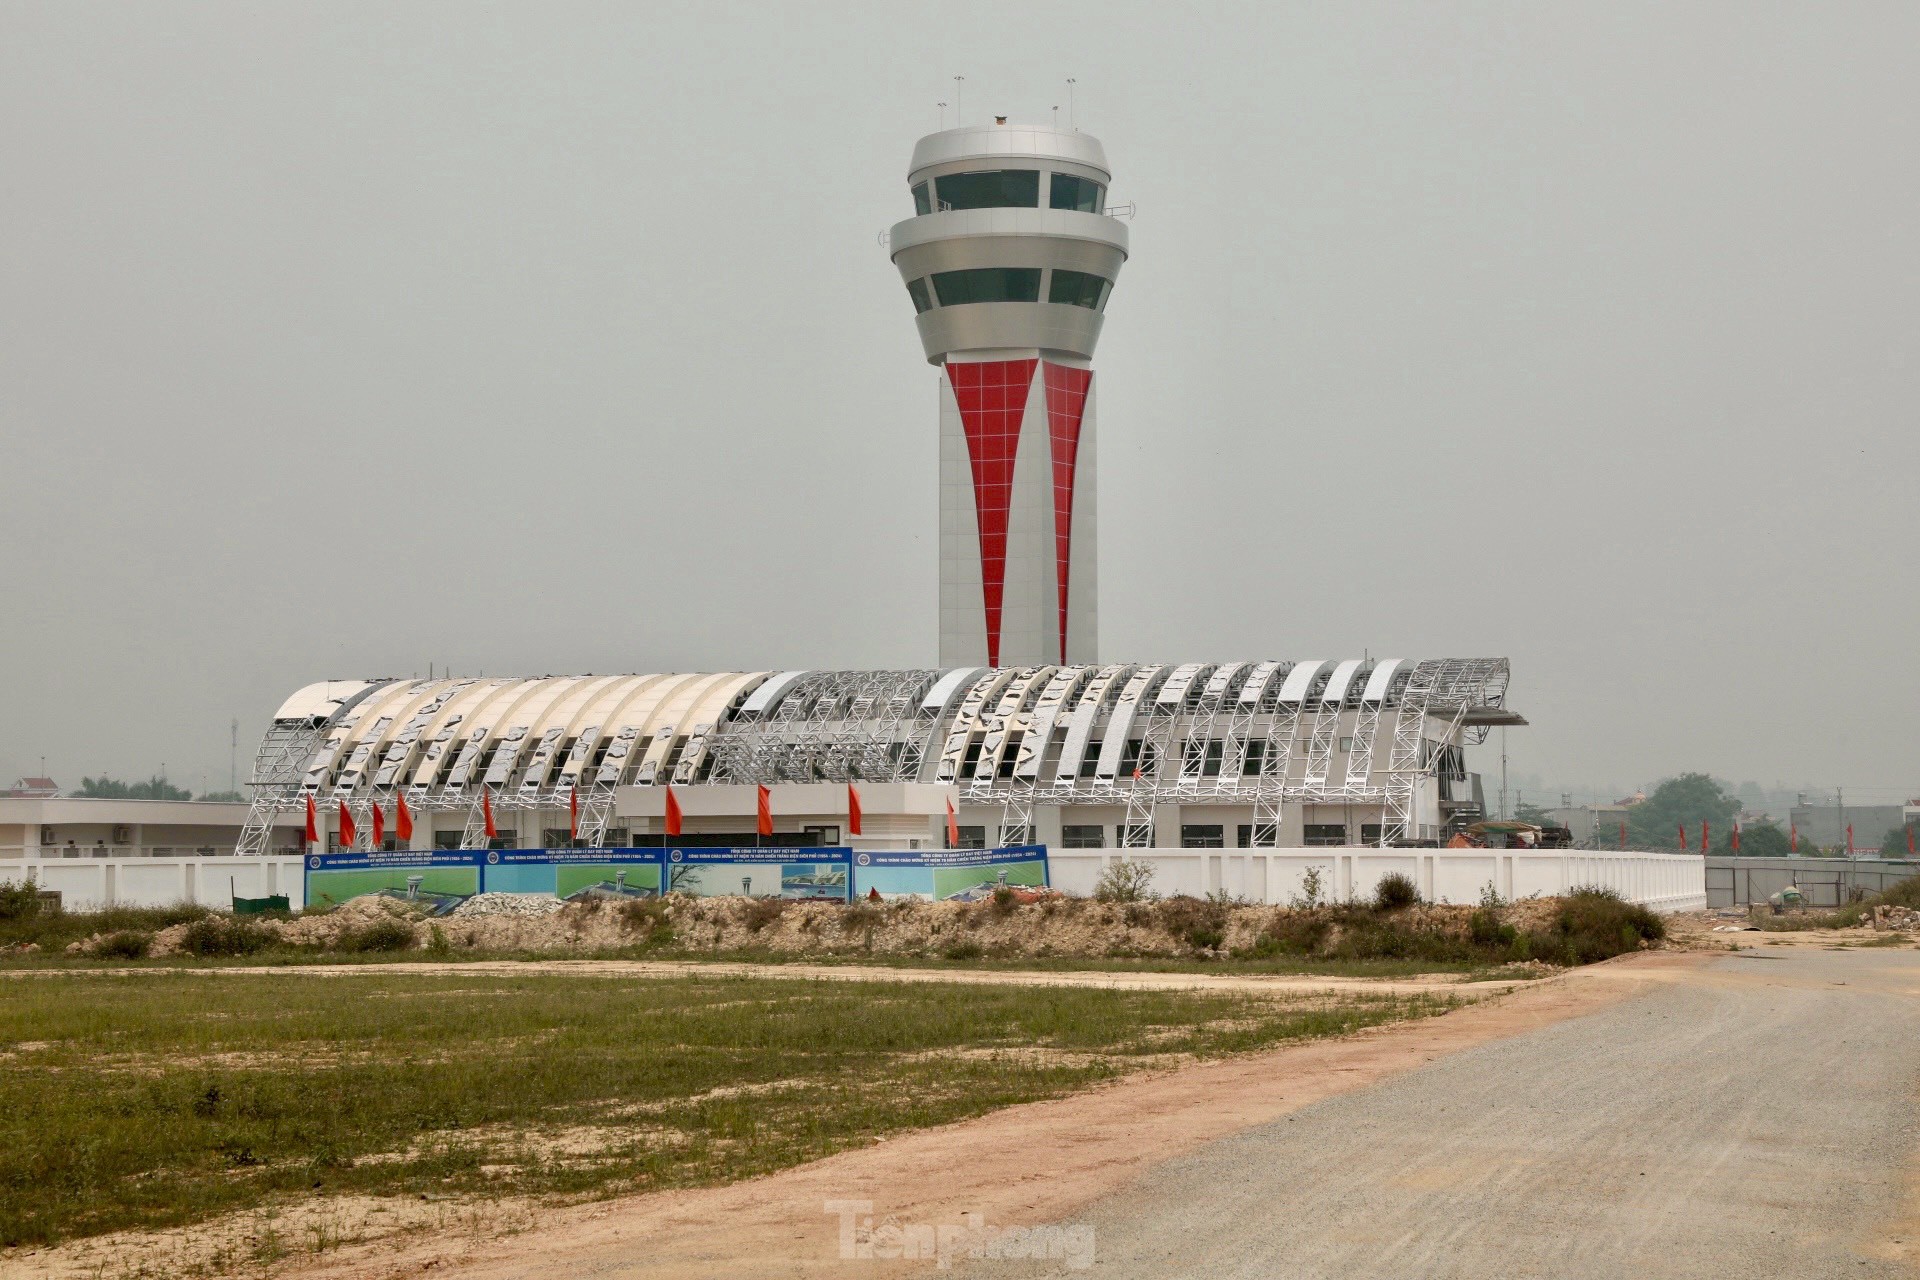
[239,661,1520,856]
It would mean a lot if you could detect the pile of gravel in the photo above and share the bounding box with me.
[450,893,571,919]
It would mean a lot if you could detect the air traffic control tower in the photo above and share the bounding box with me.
[887,121,1128,669]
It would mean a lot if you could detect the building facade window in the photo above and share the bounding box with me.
[1180,825,1225,849]
[932,267,1043,306]
[906,277,933,313]
[1120,823,1153,848]
[1060,824,1105,849]
[934,169,1040,211]
[1049,173,1105,212]
[912,182,932,215]
[953,824,987,850]
[1360,824,1386,846]
[1303,823,1348,847]
[1047,269,1111,310]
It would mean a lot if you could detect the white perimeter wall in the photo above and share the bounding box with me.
[1049,848,1705,913]
[13,850,1706,915]
[21,857,308,912]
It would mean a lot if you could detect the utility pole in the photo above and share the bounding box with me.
[1498,728,1508,820]
[230,718,239,795]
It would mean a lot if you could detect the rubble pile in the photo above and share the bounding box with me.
[1869,904,1919,932]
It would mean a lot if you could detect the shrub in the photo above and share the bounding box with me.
[1543,886,1664,964]
[1093,860,1158,903]
[1289,865,1327,910]
[427,924,452,957]
[1156,896,1228,951]
[941,938,984,961]
[990,885,1019,917]
[336,918,416,953]
[740,897,786,933]
[179,916,271,958]
[0,880,46,921]
[94,930,153,959]
[1880,878,1920,910]
[1468,908,1517,948]
[1373,873,1420,912]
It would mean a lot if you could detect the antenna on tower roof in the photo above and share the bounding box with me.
[1066,78,1077,130]
[937,100,946,129]
[953,74,964,127]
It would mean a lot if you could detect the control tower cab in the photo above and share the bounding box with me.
[887,122,1129,669]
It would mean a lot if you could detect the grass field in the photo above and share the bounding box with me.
[0,971,1451,1252]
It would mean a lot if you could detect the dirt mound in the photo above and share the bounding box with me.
[84,890,1636,966]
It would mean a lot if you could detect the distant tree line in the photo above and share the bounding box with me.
[69,776,242,802]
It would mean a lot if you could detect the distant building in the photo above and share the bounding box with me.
[0,796,299,863]
[1544,803,1635,846]
[1789,801,1919,851]
[3,777,60,799]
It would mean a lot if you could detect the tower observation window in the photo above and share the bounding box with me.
[906,277,933,313]
[1048,270,1111,311]
[933,169,1040,211]
[1049,173,1106,213]
[911,182,932,216]
[932,268,1042,306]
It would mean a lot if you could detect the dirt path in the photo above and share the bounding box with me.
[966,942,1920,1279]
[0,957,1536,998]
[161,951,1697,1280]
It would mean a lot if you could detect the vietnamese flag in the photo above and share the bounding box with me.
[1617,820,1627,850]
[1847,823,1854,856]
[396,791,413,844]
[847,783,863,837]
[569,786,579,842]
[371,802,385,848]
[756,785,773,838]
[1730,820,1740,854]
[664,785,683,837]
[1677,823,1687,852]
[1700,821,1710,855]
[339,801,357,849]
[1790,821,1798,853]
[946,795,960,847]
[305,794,319,846]
[482,787,497,840]
[1908,826,1915,857]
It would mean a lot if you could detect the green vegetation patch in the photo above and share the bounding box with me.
[0,971,1447,1249]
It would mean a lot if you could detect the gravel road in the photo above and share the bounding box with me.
[969,943,1920,1279]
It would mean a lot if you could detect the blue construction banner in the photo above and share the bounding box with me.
[851,844,1050,902]
[663,846,852,901]
[303,849,486,915]
[484,848,666,901]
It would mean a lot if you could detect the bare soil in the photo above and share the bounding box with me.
[91,893,1571,963]
[0,952,1703,1280]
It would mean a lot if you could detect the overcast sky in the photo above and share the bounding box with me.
[2,1,1914,803]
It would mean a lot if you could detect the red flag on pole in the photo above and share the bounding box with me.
[847,783,863,837]
[339,800,357,849]
[305,794,319,846]
[569,786,579,842]
[1730,820,1740,854]
[1677,823,1687,852]
[1908,826,1915,858]
[1846,823,1854,856]
[1700,821,1710,855]
[396,791,413,844]
[482,788,497,840]
[1617,820,1627,850]
[664,785,683,837]
[946,795,960,847]
[371,802,385,849]
[1790,820,1798,853]
[756,785,773,838]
